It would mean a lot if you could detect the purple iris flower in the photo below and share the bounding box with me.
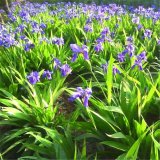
[15,24,26,33]
[132,16,140,24]
[24,43,35,51]
[19,10,30,22]
[127,36,133,43]
[53,58,61,69]
[2,34,17,48]
[71,53,78,62]
[111,32,115,38]
[144,29,152,38]
[40,23,47,29]
[8,12,16,22]
[94,43,103,52]
[27,71,40,85]
[68,87,92,107]
[113,66,120,75]
[31,23,44,34]
[137,24,143,30]
[122,49,128,55]
[60,64,72,77]
[68,87,84,102]
[118,53,125,62]
[19,35,25,39]
[96,37,105,44]
[117,49,128,62]
[104,37,113,43]
[39,37,50,44]
[52,37,64,46]
[70,44,82,53]
[86,18,92,24]
[83,88,92,107]
[0,9,5,13]
[0,39,3,46]
[101,63,108,73]
[20,35,28,42]
[81,45,89,60]
[137,51,147,61]
[126,43,135,57]
[115,23,119,29]
[42,70,53,80]
[70,44,89,61]
[101,63,120,75]
[132,59,143,70]
[101,27,110,36]
[84,24,93,32]
[31,21,38,28]
[132,51,147,70]
[157,40,160,45]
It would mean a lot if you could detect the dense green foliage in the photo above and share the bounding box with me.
[0,1,160,159]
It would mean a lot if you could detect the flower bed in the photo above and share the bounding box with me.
[0,1,160,159]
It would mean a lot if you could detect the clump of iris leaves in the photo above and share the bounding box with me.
[0,1,160,160]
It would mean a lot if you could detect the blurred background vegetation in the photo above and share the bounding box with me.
[0,0,160,32]
[0,0,160,24]
[0,0,160,8]
[29,0,160,7]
